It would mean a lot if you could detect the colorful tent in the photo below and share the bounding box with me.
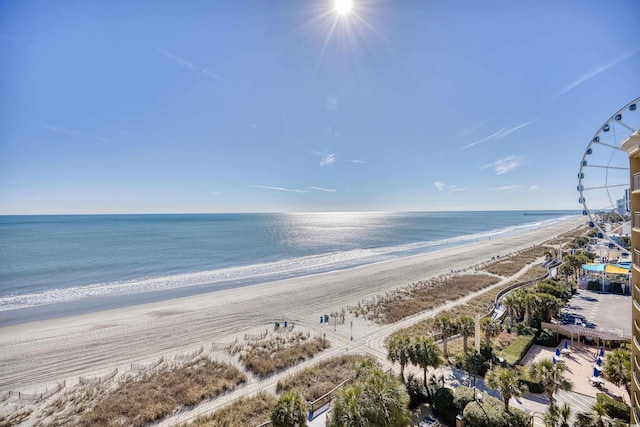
[581,263,630,274]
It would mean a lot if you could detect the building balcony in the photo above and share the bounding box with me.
[634,249,640,269]
[635,212,640,230]
[634,172,640,192]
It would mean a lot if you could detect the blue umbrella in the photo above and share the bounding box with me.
[555,348,561,356]
[564,339,568,349]
[599,347,604,357]
[597,357,602,366]
[593,367,600,377]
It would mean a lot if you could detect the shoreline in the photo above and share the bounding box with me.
[0,216,584,395]
[0,214,580,325]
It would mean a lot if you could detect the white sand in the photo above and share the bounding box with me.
[0,217,584,397]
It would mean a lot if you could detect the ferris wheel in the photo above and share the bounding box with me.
[577,97,640,254]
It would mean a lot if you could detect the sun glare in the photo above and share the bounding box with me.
[334,0,352,16]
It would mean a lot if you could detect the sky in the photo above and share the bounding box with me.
[1,0,639,214]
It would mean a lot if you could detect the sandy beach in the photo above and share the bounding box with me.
[0,217,584,402]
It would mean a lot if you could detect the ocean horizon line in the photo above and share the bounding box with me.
[0,208,581,217]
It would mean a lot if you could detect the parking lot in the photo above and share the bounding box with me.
[558,290,631,338]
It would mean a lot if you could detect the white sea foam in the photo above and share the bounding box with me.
[0,215,573,312]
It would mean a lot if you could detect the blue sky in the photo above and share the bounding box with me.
[1,0,639,214]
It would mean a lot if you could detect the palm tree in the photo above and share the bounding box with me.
[502,293,519,329]
[270,391,307,427]
[485,367,528,412]
[574,401,607,427]
[559,263,573,285]
[410,336,442,402]
[480,318,500,347]
[330,384,367,427]
[523,292,540,326]
[361,364,410,427]
[603,348,631,398]
[528,358,572,408]
[458,315,474,353]
[434,315,457,357]
[329,361,409,427]
[558,403,572,427]
[386,334,412,381]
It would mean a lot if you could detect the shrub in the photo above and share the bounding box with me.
[433,387,456,424]
[536,329,557,347]
[462,394,530,427]
[453,386,476,413]
[516,366,544,394]
[609,282,623,294]
[596,392,630,422]
[497,334,536,365]
[406,374,428,409]
[587,280,601,291]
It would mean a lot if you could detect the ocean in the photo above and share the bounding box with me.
[0,211,578,316]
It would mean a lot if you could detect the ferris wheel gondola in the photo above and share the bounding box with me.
[577,97,640,255]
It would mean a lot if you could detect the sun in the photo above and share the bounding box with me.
[334,0,353,16]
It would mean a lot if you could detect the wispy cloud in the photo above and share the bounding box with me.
[250,185,306,193]
[459,120,535,150]
[434,181,468,192]
[309,186,336,192]
[157,49,228,83]
[319,153,336,166]
[347,159,365,164]
[481,155,523,175]
[487,185,523,192]
[42,124,108,142]
[528,184,540,191]
[554,49,639,98]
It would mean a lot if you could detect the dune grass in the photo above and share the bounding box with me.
[388,264,546,341]
[277,354,373,402]
[231,331,330,378]
[481,246,548,277]
[0,409,32,427]
[353,274,500,324]
[42,357,246,427]
[183,391,275,427]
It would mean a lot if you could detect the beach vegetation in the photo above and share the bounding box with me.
[405,373,428,408]
[480,318,501,347]
[328,360,409,427]
[386,334,412,381]
[496,334,536,366]
[458,314,475,353]
[453,386,530,427]
[44,357,246,427]
[352,274,499,324]
[528,358,572,408]
[595,392,630,423]
[602,348,631,402]
[574,401,608,427]
[482,246,548,277]
[276,354,373,402]
[543,402,572,427]
[433,386,456,423]
[486,367,528,412]
[0,409,33,427]
[434,314,458,357]
[409,336,442,402]
[270,391,307,427]
[184,391,274,427]
[231,331,329,377]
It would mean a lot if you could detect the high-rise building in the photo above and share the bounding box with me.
[621,130,640,424]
